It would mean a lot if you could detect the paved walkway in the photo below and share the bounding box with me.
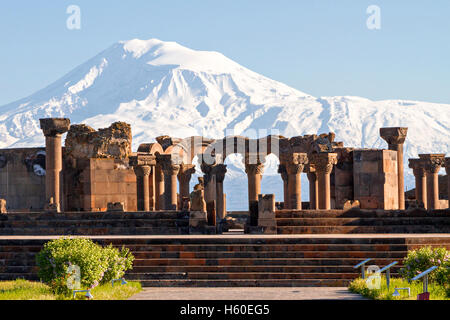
[129,287,366,300]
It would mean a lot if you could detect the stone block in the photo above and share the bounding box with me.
[343,200,360,211]
[357,197,379,209]
[93,159,115,170]
[189,211,211,234]
[258,218,277,228]
[190,190,206,212]
[245,225,277,234]
[354,149,398,210]
[257,194,276,228]
[0,199,6,214]
[107,202,125,212]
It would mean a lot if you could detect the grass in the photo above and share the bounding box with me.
[0,279,142,300]
[349,275,450,300]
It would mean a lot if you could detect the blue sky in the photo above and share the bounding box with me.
[0,0,449,106]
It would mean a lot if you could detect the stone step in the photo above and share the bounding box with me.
[0,273,38,281]
[130,251,407,259]
[120,242,450,252]
[137,279,352,287]
[0,243,417,254]
[0,266,39,273]
[0,259,37,267]
[2,237,450,247]
[95,237,433,245]
[0,264,403,276]
[275,209,450,219]
[277,225,450,234]
[125,272,389,280]
[0,227,189,236]
[132,257,399,267]
[276,217,450,226]
[0,212,189,221]
[119,243,412,252]
[0,219,189,228]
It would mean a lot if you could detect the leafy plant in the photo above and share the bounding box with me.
[102,244,134,283]
[399,246,450,286]
[36,238,134,295]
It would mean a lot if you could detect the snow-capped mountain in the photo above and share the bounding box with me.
[0,38,449,210]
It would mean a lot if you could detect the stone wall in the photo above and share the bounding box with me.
[64,158,137,212]
[0,148,46,211]
[334,147,354,209]
[353,149,398,210]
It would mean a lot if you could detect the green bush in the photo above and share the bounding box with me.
[102,244,134,283]
[399,246,450,286]
[36,238,134,295]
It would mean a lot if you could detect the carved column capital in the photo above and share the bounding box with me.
[445,158,450,175]
[243,153,265,176]
[286,163,305,175]
[282,153,308,175]
[311,153,338,174]
[212,164,227,183]
[161,163,180,176]
[39,118,71,137]
[157,154,181,176]
[380,127,408,147]
[419,154,445,174]
[408,158,426,177]
[134,165,151,177]
[200,162,215,185]
[245,163,265,176]
[178,164,196,182]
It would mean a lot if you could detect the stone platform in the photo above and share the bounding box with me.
[1,234,450,287]
[1,208,449,236]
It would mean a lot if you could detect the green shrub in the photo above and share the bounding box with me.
[36,238,134,295]
[102,244,134,283]
[399,246,450,286]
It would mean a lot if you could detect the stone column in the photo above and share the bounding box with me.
[130,154,156,212]
[380,127,408,210]
[200,162,216,204]
[420,154,445,210]
[446,158,450,207]
[285,153,308,210]
[39,118,71,212]
[311,153,338,210]
[408,158,427,208]
[277,164,289,209]
[306,164,319,210]
[158,155,180,210]
[149,164,156,211]
[134,165,151,211]
[177,164,196,202]
[245,158,265,212]
[213,164,227,220]
[154,163,164,210]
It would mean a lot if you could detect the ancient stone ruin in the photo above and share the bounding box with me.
[0,118,448,235]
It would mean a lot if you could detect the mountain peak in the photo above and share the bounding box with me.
[117,38,237,74]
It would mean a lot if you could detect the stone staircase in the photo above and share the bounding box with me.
[0,212,190,235]
[276,209,450,234]
[1,236,450,287]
